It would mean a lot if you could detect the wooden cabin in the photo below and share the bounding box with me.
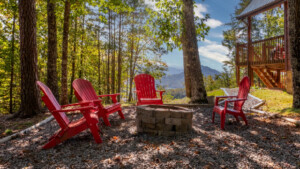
[235,0,293,93]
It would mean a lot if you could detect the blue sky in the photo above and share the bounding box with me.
[155,0,241,72]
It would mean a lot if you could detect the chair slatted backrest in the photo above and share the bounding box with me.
[234,76,250,111]
[72,79,99,102]
[134,74,157,99]
[36,81,69,129]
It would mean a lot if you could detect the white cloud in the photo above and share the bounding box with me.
[206,19,223,29]
[194,3,207,18]
[194,3,223,29]
[144,1,223,29]
[198,39,229,63]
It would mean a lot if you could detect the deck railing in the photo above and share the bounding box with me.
[236,35,285,66]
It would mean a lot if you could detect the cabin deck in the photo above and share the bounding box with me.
[236,35,289,89]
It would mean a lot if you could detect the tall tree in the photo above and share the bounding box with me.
[79,14,85,78]
[182,0,207,103]
[146,0,209,103]
[60,0,71,105]
[9,0,17,114]
[46,0,59,100]
[106,9,111,95]
[117,13,123,101]
[69,15,78,103]
[17,0,41,117]
[288,0,300,108]
[111,14,116,94]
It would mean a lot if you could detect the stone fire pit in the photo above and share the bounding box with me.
[136,105,193,136]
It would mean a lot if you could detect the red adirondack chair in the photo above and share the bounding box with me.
[212,76,250,130]
[134,74,165,106]
[37,81,102,149]
[72,79,125,127]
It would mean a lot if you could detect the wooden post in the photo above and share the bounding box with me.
[247,16,253,86]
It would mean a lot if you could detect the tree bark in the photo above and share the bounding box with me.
[18,0,41,117]
[60,0,71,105]
[46,0,59,101]
[182,0,208,103]
[288,0,300,108]
[69,16,77,103]
[9,3,17,114]
[111,15,116,94]
[79,15,85,78]
[107,10,111,95]
[128,14,135,102]
[117,14,123,101]
[97,28,102,95]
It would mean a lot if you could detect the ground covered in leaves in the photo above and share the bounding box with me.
[0,113,50,138]
[0,106,299,168]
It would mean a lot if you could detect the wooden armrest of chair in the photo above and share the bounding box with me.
[224,98,247,109]
[97,94,120,103]
[53,106,95,113]
[215,96,237,106]
[61,101,96,108]
[156,90,165,99]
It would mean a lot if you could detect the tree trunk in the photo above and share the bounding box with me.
[9,4,17,114]
[107,10,111,95]
[18,0,41,117]
[60,0,71,105]
[46,0,59,101]
[97,22,102,95]
[288,0,300,108]
[117,14,122,101]
[128,14,134,102]
[79,15,85,79]
[182,0,208,103]
[69,16,77,103]
[111,15,116,94]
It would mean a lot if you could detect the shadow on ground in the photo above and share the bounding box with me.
[0,106,299,168]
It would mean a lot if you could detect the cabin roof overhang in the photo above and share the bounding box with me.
[237,0,285,19]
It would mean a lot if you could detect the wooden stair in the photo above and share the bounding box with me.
[253,68,281,88]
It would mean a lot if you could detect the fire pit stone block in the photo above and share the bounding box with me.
[136,105,193,136]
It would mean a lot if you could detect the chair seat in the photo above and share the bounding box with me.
[140,98,163,105]
[104,103,121,111]
[213,106,241,115]
[69,113,99,128]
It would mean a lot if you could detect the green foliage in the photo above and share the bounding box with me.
[164,88,186,99]
[204,66,236,91]
[145,0,210,51]
[0,0,169,114]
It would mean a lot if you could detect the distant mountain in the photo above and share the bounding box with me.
[158,66,220,89]
[166,67,183,75]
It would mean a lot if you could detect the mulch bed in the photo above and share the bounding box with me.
[0,106,299,168]
[0,113,50,139]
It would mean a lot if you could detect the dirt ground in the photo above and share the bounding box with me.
[0,106,299,168]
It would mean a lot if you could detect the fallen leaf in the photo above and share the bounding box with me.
[114,156,121,163]
[112,136,119,140]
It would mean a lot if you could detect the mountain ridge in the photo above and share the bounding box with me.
[158,66,220,89]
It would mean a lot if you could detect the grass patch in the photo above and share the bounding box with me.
[165,97,190,104]
[207,89,225,97]
[251,88,300,117]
